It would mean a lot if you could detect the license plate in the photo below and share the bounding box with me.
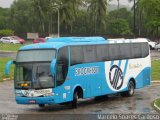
[29,100,36,104]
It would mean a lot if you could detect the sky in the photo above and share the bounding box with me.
[0,0,133,8]
[0,0,14,8]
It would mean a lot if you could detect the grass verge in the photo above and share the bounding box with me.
[0,41,32,52]
[154,99,160,108]
[151,60,160,81]
[0,43,22,51]
[153,99,160,113]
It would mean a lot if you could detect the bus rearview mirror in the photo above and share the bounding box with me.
[5,60,15,76]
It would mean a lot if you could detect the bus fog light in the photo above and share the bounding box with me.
[16,93,23,96]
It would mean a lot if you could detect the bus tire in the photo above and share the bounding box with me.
[38,104,45,108]
[72,91,78,109]
[120,81,135,97]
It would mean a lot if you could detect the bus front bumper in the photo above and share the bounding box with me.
[15,96,55,105]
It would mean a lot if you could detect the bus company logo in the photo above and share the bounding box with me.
[23,90,31,96]
[75,66,99,76]
[109,65,124,90]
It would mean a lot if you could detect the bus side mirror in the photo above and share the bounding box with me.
[50,59,56,75]
[5,60,15,76]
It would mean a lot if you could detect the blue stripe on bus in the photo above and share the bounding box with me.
[110,61,114,67]
[123,60,128,77]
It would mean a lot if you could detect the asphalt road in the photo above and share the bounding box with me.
[0,81,159,114]
[0,51,16,59]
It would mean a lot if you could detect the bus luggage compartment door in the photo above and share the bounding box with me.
[88,76,101,97]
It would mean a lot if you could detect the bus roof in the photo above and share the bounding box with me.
[46,37,106,43]
[19,37,148,51]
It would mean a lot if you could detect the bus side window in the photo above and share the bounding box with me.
[141,43,149,58]
[70,46,84,65]
[96,45,108,61]
[131,43,142,58]
[83,45,97,63]
[109,44,120,60]
[56,47,69,86]
[120,44,131,59]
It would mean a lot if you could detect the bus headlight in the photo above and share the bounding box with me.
[15,90,23,96]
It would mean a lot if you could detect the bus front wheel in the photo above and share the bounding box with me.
[72,91,78,108]
[120,81,135,97]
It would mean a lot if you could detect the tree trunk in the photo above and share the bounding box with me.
[117,0,120,9]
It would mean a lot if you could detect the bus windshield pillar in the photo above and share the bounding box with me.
[50,59,56,75]
[5,60,14,75]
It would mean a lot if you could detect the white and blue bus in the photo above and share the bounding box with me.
[6,37,151,108]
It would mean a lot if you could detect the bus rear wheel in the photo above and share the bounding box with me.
[72,91,78,109]
[120,81,135,97]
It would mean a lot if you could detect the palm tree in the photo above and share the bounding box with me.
[88,0,111,33]
[128,0,137,36]
[52,0,80,33]
[138,0,160,38]
[32,0,51,33]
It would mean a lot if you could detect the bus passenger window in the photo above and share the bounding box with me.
[120,44,131,59]
[141,43,149,58]
[109,44,120,60]
[131,43,142,58]
[96,45,108,61]
[56,47,69,86]
[70,46,84,65]
[83,45,97,63]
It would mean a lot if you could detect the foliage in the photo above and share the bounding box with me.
[139,0,160,37]
[0,7,9,29]
[107,19,132,35]
[0,29,14,36]
[154,99,160,109]
[0,0,159,38]
[0,43,22,51]
[88,0,110,33]
[129,0,160,37]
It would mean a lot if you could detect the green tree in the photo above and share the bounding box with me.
[108,18,132,35]
[139,0,160,37]
[0,7,9,29]
[0,29,14,36]
[88,0,111,33]
[9,0,35,33]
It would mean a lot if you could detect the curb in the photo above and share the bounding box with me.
[0,50,17,53]
[151,81,160,85]
[152,81,160,83]
[3,77,13,81]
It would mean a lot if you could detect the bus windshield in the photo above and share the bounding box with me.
[16,49,56,62]
[15,63,54,89]
[15,49,56,89]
